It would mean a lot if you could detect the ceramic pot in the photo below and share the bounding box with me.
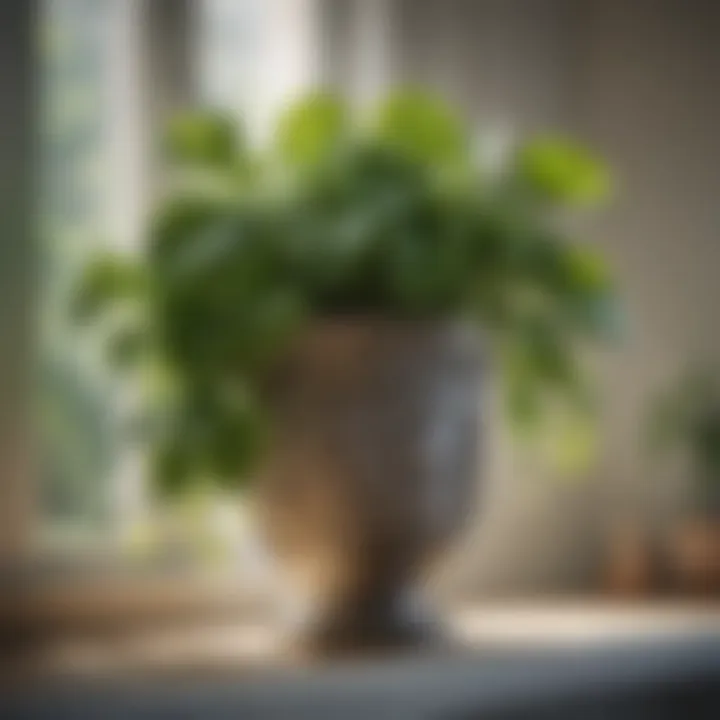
[257,319,482,653]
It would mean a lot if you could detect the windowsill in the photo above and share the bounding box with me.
[5,602,720,720]
[1,568,272,671]
[6,592,720,682]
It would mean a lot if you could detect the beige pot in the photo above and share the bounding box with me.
[257,319,482,653]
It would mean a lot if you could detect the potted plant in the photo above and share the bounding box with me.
[75,90,618,652]
[648,370,720,595]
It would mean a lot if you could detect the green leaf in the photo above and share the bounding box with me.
[517,136,610,205]
[72,252,146,321]
[375,89,466,167]
[105,323,148,370]
[152,437,198,498]
[559,246,625,340]
[275,92,349,168]
[545,414,598,476]
[207,403,267,489]
[646,370,720,474]
[150,195,232,269]
[164,110,242,168]
[562,245,612,293]
[505,372,543,432]
[571,294,625,341]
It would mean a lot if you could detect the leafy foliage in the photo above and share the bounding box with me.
[164,111,242,169]
[648,369,720,503]
[275,92,349,168]
[516,136,611,205]
[75,90,618,496]
[374,89,466,167]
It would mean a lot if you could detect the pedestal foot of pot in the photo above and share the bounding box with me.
[294,591,446,657]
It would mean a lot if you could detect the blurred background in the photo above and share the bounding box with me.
[1,0,720,689]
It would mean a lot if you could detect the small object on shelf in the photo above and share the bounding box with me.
[667,518,720,596]
[602,522,656,598]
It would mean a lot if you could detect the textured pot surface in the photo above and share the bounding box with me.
[257,318,483,652]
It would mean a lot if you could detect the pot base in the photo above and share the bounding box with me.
[293,590,443,657]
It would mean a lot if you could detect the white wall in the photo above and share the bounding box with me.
[333,0,720,592]
[574,0,720,521]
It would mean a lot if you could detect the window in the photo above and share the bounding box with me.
[39,0,119,556]
[37,0,320,575]
[198,0,321,140]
